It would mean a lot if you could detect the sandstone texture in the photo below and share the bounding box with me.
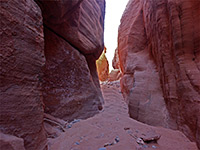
[108,69,122,82]
[0,132,25,150]
[36,0,105,120]
[42,28,103,120]
[112,48,120,69]
[0,0,47,149]
[1,0,105,149]
[47,83,198,150]
[96,47,109,81]
[36,0,105,59]
[118,0,176,129]
[118,0,200,148]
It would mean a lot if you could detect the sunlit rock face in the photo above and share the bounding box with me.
[118,0,200,148]
[36,0,105,120]
[96,47,109,81]
[0,0,47,149]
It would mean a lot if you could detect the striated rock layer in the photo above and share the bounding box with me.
[35,0,105,59]
[36,0,105,120]
[118,0,200,148]
[1,0,105,149]
[0,0,47,150]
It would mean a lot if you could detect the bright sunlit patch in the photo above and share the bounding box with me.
[104,0,129,71]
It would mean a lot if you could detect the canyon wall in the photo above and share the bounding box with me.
[118,0,200,148]
[0,0,105,149]
[36,0,105,120]
[0,0,46,149]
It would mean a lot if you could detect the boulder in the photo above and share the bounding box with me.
[0,132,25,150]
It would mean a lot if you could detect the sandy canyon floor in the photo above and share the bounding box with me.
[47,81,198,150]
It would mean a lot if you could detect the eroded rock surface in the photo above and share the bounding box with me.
[0,0,46,149]
[118,0,200,148]
[36,0,105,59]
[118,0,176,129]
[43,28,103,120]
[36,0,105,120]
[1,0,105,149]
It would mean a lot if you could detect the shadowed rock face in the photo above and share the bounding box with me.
[118,0,200,148]
[42,28,104,120]
[0,0,47,150]
[0,132,26,150]
[36,0,105,121]
[0,0,105,149]
[35,0,105,59]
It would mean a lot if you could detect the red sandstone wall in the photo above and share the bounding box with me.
[118,0,200,148]
[36,0,105,120]
[0,0,46,149]
[0,0,105,149]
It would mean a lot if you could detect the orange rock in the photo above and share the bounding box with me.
[96,47,109,81]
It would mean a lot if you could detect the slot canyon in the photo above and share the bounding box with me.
[0,0,199,150]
